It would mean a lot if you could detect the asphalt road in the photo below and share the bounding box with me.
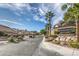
[0,36,62,56]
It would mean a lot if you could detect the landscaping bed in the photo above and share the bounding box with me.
[45,35,79,49]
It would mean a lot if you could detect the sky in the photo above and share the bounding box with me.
[0,3,66,32]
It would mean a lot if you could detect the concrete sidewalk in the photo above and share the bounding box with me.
[41,41,79,56]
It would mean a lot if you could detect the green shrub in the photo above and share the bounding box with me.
[13,38,19,43]
[8,36,14,42]
[17,36,24,41]
[53,40,60,44]
[51,35,58,38]
[40,29,46,35]
[68,40,79,48]
[54,30,60,34]
[8,36,19,43]
[0,31,5,36]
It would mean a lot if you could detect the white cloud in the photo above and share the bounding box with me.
[9,3,25,11]
[54,3,66,15]
[40,4,49,13]
[33,15,47,23]
[33,15,39,21]
[0,3,31,16]
[0,19,23,25]
[13,3,25,7]
[40,18,47,23]
[52,16,63,26]
[14,12,22,16]
[25,4,31,11]
[38,8,45,16]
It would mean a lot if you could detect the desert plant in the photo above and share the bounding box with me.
[54,29,60,34]
[0,31,5,36]
[13,38,19,43]
[8,36,19,43]
[51,35,58,38]
[53,40,60,44]
[68,40,79,48]
[17,36,23,41]
[8,36,14,42]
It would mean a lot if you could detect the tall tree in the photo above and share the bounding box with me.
[62,3,79,42]
[40,29,46,35]
[45,11,54,36]
[45,24,49,36]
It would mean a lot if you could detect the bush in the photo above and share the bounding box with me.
[8,36,14,42]
[8,36,19,43]
[17,36,24,41]
[54,30,60,34]
[53,40,60,44]
[68,40,79,48]
[0,31,5,36]
[13,38,19,43]
[51,35,58,38]
[40,29,46,35]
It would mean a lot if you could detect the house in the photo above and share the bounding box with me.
[51,20,76,35]
[51,20,76,44]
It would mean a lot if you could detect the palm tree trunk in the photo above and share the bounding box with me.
[45,24,48,36]
[76,19,79,42]
[50,20,51,36]
[48,18,51,37]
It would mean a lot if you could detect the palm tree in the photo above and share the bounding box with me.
[45,24,49,36]
[45,11,54,37]
[62,3,79,42]
[61,4,68,11]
